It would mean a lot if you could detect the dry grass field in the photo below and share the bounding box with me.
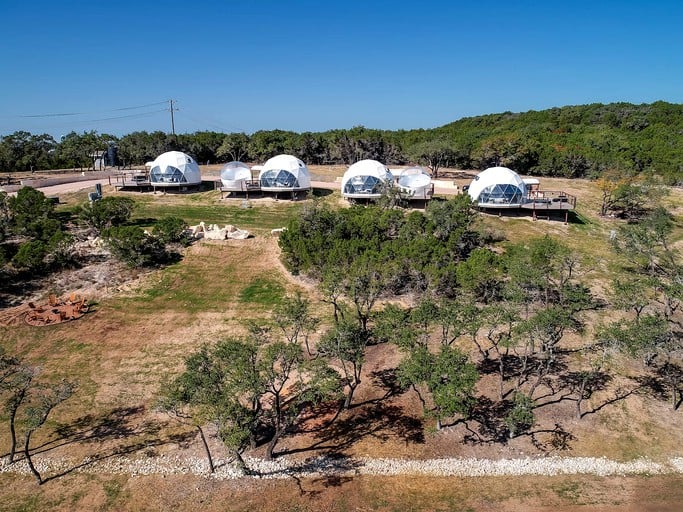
[1,167,682,511]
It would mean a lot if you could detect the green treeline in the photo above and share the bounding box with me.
[1,101,682,184]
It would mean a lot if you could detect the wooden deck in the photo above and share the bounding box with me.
[111,172,152,191]
[521,190,576,210]
[400,183,435,201]
[476,190,577,223]
[219,180,262,198]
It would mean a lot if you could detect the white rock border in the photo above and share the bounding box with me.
[2,454,682,480]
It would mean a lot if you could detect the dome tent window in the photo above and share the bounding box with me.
[151,166,186,183]
[344,175,385,195]
[261,169,298,188]
[479,183,524,205]
[148,151,202,188]
[341,159,394,200]
[467,166,527,208]
[258,154,311,192]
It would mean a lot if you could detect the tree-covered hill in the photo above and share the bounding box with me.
[1,102,681,184]
[429,101,683,182]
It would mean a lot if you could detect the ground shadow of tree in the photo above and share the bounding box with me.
[462,396,511,445]
[575,385,638,418]
[260,453,362,496]
[525,423,576,453]
[2,404,195,484]
[635,370,673,404]
[295,400,344,434]
[462,380,578,447]
[55,406,145,439]
[280,403,424,458]
[463,399,575,451]
[541,370,613,414]
[40,434,182,484]
[41,405,154,452]
[352,367,406,407]
[302,453,361,493]
[476,354,547,383]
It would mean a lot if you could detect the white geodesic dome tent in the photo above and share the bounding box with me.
[341,159,394,199]
[258,154,311,191]
[398,167,433,199]
[149,151,202,187]
[467,166,527,208]
[220,161,252,188]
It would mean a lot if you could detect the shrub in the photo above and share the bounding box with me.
[153,216,189,245]
[12,240,48,272]
[28,217,63,242]
[102,226,166,267]
[79,197,135,231]
[46,230,76,269]
[8,187,62,240]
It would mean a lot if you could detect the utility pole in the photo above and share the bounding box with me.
[168,99,178,136]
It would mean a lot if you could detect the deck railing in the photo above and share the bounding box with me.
[525,190,577,209]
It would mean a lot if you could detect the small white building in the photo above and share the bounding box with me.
[258,154,311,192]
[149,151,202,188]
[397,166,434,200]
[341,159,394,200]
[220,161,252,189]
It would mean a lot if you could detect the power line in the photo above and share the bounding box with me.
[20,112,84,118]
[85,109,168,123]
[182,110,245,134]
[8,100,169,119]
[113,101,168,112]
[1,109,168,133]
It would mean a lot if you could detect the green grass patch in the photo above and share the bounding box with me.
[0,492,53,512]
[126,260,241,315]
[109,238,294,315]
[102,478,129,510]
[239,276,285,307]
[552,480,583,504]
[57,188,304,233]
[129,193,303,233]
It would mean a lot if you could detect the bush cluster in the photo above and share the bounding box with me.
[279,195,481,296]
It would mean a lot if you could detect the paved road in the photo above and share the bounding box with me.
[2,178,111,197]
[35,178,111,197]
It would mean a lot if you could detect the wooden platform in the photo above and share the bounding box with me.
[521,190,576,211]
[114,180,152,191]
[111,172,151,191]
[476,190,577,223]
[220,180,262,198]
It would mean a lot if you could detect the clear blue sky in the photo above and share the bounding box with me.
[1,0,681,139]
